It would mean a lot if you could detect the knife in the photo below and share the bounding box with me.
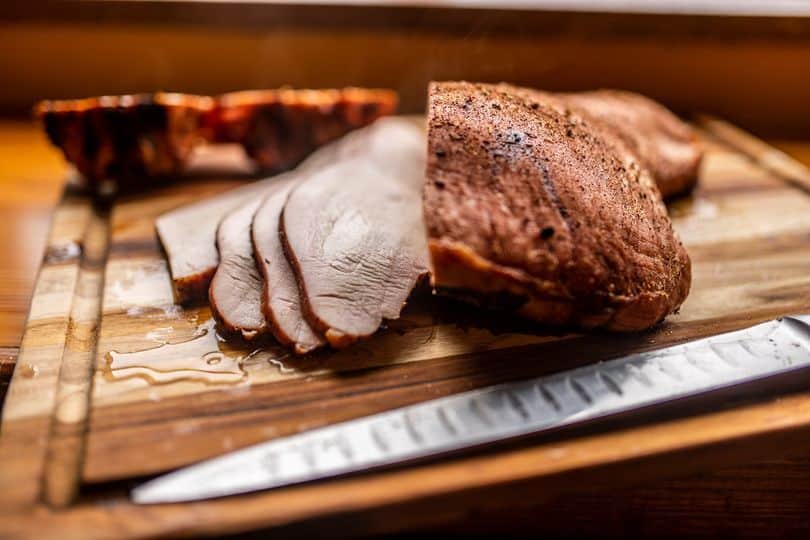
[132,314,810,504]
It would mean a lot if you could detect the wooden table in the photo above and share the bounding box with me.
[0,121,66,382]
[0,119,808,538]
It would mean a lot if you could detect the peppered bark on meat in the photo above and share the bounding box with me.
[562,89,702,198]
[423,82,692,331]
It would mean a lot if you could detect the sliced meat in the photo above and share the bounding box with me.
[156,98,385,307]
[211,88,398,172]
[209,196,267,340]
[423,82,691,331]
[211,133,351,348]
[156,179,276,305]
[252,179,325,354]
[561,90,703,198]
[281,117,429,348]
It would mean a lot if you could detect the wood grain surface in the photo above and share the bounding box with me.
[0,187,93,510]
[0,119,809,538]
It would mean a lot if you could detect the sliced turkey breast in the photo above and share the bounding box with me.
[156,180,274,304]
[209,196,267,340]
[252,179,325,354]
[280,117,429,348]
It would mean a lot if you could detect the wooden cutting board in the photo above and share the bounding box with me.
[1,118,809,539]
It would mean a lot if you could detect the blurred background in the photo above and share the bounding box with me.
[3,0,810,136]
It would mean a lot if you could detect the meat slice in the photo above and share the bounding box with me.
[211,133,352,348]
[156,179,275,305]
[252,179,325,354]
[208,196,267,340]
[561,90,702,198]
[156,94,387,307]
[423,82,691,331]
[281,117,429,348]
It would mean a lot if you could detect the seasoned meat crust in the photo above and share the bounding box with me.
[562,90,702,198]
[424,82,691,331]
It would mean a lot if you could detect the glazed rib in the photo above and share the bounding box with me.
[212,88,398,172]
[38,88,397,190]
[37,93,213,190]
[423,82,691,331]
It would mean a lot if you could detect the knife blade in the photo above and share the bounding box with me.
[132,314,810,504]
